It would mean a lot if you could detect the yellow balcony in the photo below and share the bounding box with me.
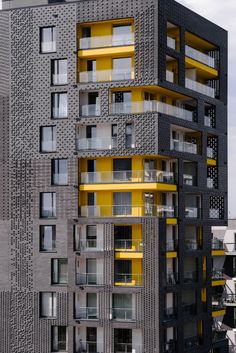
[114,273,143,287]
[115,239,143,259]
[79,205,178,218]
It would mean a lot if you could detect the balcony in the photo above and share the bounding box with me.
[79,33,134,50]
[184,271,197,283]
[114,343,142,353]
[79,205,178,218]
[75,307,98,320]
[185,207,201,218]
[80,170,177,184]
[185,239,198,251]
[166,272,179,285]
[79,69,134,83]
[76,239,104,252]
[79,104,100,117]
[75,342,103,353]
[212,269,224,279]
[111,308,135,321]
[185,45,216,69]
[76,273,103,286]
[110,100,195,122]
[185,77,215,98]
[184,336,200,349]
[166,240,178,252]
[171,140,198,154]
[77,137,117,150]
[114,273,143,286]
[115,239,143,252]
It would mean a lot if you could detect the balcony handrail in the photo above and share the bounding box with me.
[80,169,177,184]
[114,342,142,353]
[77,137,117,150]
[79,104,100,117]
[80,33,134,49]
[171,139,198,154]
[185,44,216,68]
[110,100,194,122]
[76,272,103,285]
[114,273,143,286]
[185,77,215,98]
[185,239,198,250]
[80,204,178,218]
[212,268,224,279]
[166,240,178,251]
[114,239,143,251]
[79,68,134,83]
[76,341,103,353]
[185,207,201,218]
[111,307,136,320]
[75,306,99,319]
[76,239,104,251]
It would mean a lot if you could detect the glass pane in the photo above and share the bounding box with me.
[113,57,132,70]
[41,27,56,53]
[40,225,55,251]
[52,93,68,119]
[41,126,56,152]
[52,59,67,85]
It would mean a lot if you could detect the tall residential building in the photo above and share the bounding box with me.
[0,0,228,352]
[213,220,236,353]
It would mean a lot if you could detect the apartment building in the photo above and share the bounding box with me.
[0,0,228,352]
[213,221,236,353]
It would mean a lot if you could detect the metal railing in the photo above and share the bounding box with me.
[79,69,134,83]
[76,239,104,252]
[114,239,143,252]
[79,104,100,117]
[185,45,216,68]
[76,273,103,286]
[110,100,194,122]
[80,205,178,218]
[167,36,176,50]
[111,308,135,321]
[80,33,134,49]
[166,272,179,285]
[185,77,215,98]
[171,139,198,154]
[80,170,177,184]
[185,207,201,218]
[75,307,99,320]
[114,273,143,286]
[77,137,117,150]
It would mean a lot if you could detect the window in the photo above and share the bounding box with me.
[40,27,56,53]
[86,225,97,248]
[52,59,67,85]
[52,93,68,119]
[114,328,132,351]
[40,225,56,252]
[113,192,132,215]
[40,192,56,218]
[114,225,132,249]
[112,24,133,46]
[52,159,68,185]
[40,292,57,318]
[51,326,68,352]
[40,126,56,152]
[52,259,68,284]
[115,260,132,283]
[112,58,132,80]
[125,123,134,148]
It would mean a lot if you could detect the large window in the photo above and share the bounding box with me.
[40,26,56,53]
[52,93,68,119]
[40,192,56,218]
[113,294,133,320]
[40,126,56,153]
[40,225,56,252]
[52,59,67,85]
[125,123,134,148]
[51,159,68,185]
[51,326,68,352]
[113,192,132,216]
[112,24,133,46]
[40,292,57,318]
[112,58,132,80]
[52,259,68,284]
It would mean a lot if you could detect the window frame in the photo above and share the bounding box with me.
[51,258,68,285]
[51,92,68,119]
[51,59,68,86]
[40,26,56,54]
[40,125,57,153]
[51,326,68,352]
[40,292,57,318]
[40,192,57,219]
[39,225,56,252]
[51,159,68,186]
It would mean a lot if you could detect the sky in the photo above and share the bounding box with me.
[176,0,236,217]
[0,0,235,215]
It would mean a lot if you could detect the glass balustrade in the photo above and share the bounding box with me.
[185,45,216,68]
[185,77,215,98]
[80,33,134,49]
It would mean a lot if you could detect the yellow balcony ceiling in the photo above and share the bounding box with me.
[80,182,177,192]
[78,45,135,58]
